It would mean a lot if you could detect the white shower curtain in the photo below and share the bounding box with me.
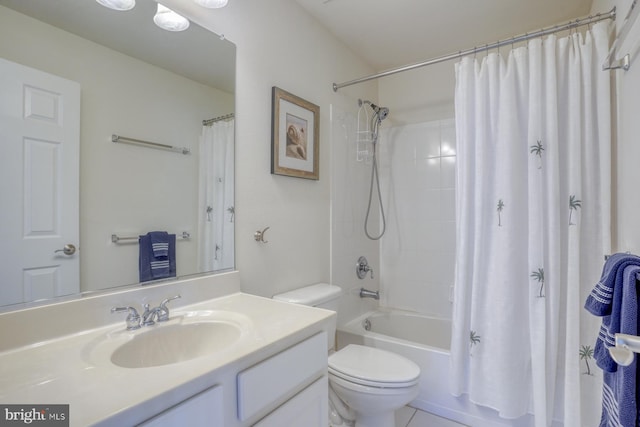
[198,119,235,272]
[451,22,611,426]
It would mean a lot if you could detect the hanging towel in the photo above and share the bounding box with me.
[150,231,169,258]
[586,253,640,368]
[585,253,640,427]
[139,232,176,283]
[585,253,640,318]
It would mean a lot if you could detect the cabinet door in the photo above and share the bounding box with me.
[138,385,223,427]
[237,332,327,421]
[253,376,328,427]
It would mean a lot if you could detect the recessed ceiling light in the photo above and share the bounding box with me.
[95,0,135,11]
[154,4,190,32]
[194,0,229,9]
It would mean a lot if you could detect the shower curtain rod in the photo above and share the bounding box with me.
[332,7,616,92]
[202,113,234,126]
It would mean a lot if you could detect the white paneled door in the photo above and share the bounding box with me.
[0,58,80,306]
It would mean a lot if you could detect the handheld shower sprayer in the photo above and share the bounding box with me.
[368,102,389,121]
[360,99,389,122]
[357,99,390,240]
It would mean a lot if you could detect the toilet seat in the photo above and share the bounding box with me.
[328,345,420,389]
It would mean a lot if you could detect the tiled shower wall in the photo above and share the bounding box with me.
[330,105,382,327]
[378,119,457,320]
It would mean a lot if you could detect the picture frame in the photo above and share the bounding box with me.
[271,87,320,180]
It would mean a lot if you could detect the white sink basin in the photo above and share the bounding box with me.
[84,310,251,369]
[111,321,242,368]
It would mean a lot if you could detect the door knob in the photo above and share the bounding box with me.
[55,244,76,256]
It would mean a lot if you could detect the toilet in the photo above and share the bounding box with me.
[273,284,420,427]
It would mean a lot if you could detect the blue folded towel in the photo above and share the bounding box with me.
[585,253,640,427]
[139,232,176,283]
[150,231,169,258]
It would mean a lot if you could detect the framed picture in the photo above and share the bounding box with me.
[271,87,320,180]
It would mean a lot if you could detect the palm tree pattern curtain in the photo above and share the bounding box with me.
[450,22,611,427]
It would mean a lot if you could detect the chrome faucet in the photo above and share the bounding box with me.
[111,306,141,330]
[142,295,181,326]
[142,304,162,326]
[360,288,380,300]
[157,295,181,322]
[111,294,181,329]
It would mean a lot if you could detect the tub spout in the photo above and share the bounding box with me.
[360,288,380,300]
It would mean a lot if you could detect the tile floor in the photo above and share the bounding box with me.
[395,406,468,427]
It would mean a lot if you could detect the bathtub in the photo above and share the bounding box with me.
[336,309,540,427]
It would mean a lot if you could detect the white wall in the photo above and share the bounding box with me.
[161,0,377,300]
[330,103,383,325]
[372,51,458,318]
[0,6,233,292]
[378,119,456,318]
[591,0,640,254]
[379,62,456,126]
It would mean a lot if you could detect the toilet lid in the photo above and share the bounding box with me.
[328,345,420,387]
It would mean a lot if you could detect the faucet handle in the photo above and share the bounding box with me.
[142,303,157,326]
[157,295,181,322]
[356,256,374,279]
[111,306,141,330]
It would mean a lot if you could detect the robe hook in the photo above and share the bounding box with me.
[254,227,270,243]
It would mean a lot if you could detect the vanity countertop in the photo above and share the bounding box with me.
[0,292,335,426]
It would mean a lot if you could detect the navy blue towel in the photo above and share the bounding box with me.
[585,253,640,427]
[150,231,169,258]
[139,232,176,283]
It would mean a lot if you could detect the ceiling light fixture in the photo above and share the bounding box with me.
[153,4,190,32]
[95,0,136,11]
[194,0,229,9]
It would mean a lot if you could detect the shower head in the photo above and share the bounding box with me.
[368,102,389,121]
[360,99,390,121]
[376,106,389,121]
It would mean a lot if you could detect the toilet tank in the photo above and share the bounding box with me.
[273,283,342,311]
[273,284,342,352]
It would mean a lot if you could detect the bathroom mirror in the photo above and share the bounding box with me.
[0,0,235,309]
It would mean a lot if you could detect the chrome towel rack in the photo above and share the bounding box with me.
[111,231,191,244]
[610,333,640,366]
[112,134,191,155]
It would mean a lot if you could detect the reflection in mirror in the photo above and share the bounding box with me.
[0,0,235,309]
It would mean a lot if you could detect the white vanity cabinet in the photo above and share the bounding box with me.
[138,385,224,427]
[137,332,328,427]
[237,332,328,426]
[252,376,328,427]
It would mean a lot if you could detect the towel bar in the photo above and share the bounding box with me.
[610,333,640,366]
[111,231,190,243]
[112,134,190,155]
